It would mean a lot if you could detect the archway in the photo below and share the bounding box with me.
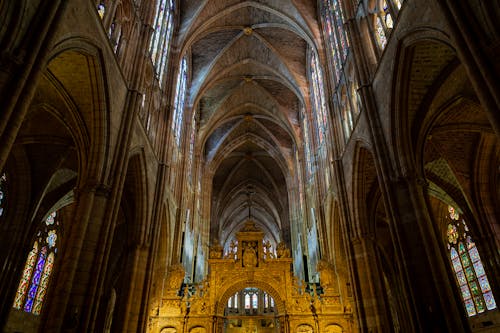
[223,287,279,333]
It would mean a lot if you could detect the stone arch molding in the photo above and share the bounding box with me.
[296,324,314,333]
[160,327,177,333]
[215,276,287,316]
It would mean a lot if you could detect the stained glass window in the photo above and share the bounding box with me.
[447,205,497,316]
[172,56,188,146]
[375,16,387,49]
[97,3,106,19]
[310,52,328,146]
[394,0,403,10]
[0,172,6,216]
[13,211,59,315]
[321,0,349,83]
[149,0,175,85]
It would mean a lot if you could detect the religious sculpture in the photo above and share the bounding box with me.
[276,241,291,258]
[242,242,258,267]
[263,240,275,259]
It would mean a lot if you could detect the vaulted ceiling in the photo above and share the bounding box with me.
[178,0,321,247]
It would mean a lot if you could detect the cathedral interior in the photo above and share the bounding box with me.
[0,0,499,332]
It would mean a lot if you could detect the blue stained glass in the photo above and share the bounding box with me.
[478,276,491,293]
[450,247,458,259]
[46,230,57,248]
[473,260,485,277]
[456,271,466,285]
[461,285,471,299]
[452,257,462,272]
[24,247,47,312]
[465,299,476,316]
[468,246,480,262]
[483,291,497,310]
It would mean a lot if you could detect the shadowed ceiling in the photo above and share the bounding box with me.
[179,0,320,248]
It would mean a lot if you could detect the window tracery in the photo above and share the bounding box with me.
[321,0,349,83]
[446,206,496,316]
[226,288,275,314]
[13,211,60,315]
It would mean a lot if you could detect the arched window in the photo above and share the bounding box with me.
[321,0,349,83]
[13,211,60,315]
[149,0,175,85]
[244,293,251,309]
[310,52,328,146]
[447,206,497,316]
[251,293,258,309]
[97,3,106,19]
[373,1,396,50]
[0,172,6,216]
[172,56,188,146]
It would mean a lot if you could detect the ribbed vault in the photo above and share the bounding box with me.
[180,1,320,249]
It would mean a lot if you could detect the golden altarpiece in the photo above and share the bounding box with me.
[149,221,352,333]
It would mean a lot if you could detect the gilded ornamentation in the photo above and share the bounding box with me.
[242,241,258,267]
[296,324,314,333]
[166,264,185,290]
[209,239,223,259]
[150,223,351,333]
[317,259,336,290]
[276,242,291,258]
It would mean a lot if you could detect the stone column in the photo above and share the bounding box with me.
[41,181,110,332]
[0,0,66,172]
[349,237,391,332]
[387,175,470,331]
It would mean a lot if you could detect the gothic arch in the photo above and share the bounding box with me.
[215,280,285,316]
[47,38,110,183]
[351,141,379,237]
[391,28,456,176]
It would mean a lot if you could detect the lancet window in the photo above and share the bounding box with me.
[321,0,349,83]
[225,288,275,314]
[13,211,60,315]
[447,206,497,316]
[149,0,175,85]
